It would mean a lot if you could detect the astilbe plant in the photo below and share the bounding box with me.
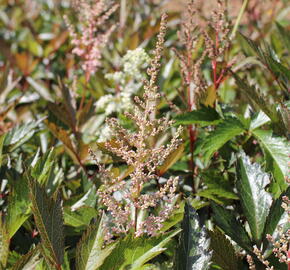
[90,14,183,241]
[64,0,118,82]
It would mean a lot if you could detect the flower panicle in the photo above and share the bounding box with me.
[64,0,119,81]
[90,14,183,240]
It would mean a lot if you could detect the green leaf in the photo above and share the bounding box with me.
[208,229,241,270]
[232,72,280,124]
[239,33,290,92]
[64,206,98,228]
[276,22,290,53]
[27,77,53,102]
[161,201,185,232]
[263,186,290,238]
[236,152,273,242]
[0,216,9,269]
[249,111,271,131]
[6,170,31,238]
[196,117,245,164]
[76,213,116,270]
[197,187,239,202]
[174,106,221,126]
[0,134,6,168]
[174,203,212,270]
[252,129,289,195]
[4,120,41,152]
[29,178,64,267]
[211,203,252,252]
[31,148,55,185]
[12,246,42,270]
[100,230,180,270]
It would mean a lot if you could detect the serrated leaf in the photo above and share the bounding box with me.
[29,179,64,267]
[100,230,180,270]
[239,33,290,93]
[174,203,212,270]
[47,102,73,129]
[58,79,77,129]
[197,187,239,201]
[252,129,289,194]
[174,106,221,127]
[276,22,290,53]
[4,120,41,152]
[76,214,116,270]
[249,111,271,131]
[236,152,273,242]
[263,186,290,238]
[12,246,42,270]
[64,206,97,228]
[232,72,280,124]
[31,148,55,185]
[211,203,252,252]
[197,117,245,164]
[6,170,31,238]
[44,120,79,165]
[208,229,241,270]
[278,103,290,137]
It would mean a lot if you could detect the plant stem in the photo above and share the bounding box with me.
[231,0,249,39]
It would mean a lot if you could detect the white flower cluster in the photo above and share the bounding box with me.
[95,48,150,116]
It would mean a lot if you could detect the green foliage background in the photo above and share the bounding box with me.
[0,0,289,269]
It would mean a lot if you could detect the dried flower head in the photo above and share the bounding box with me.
[64,0,118,81]
[174,0,207,111]
[203,0,231,60]
[91,14,182,240]
[246,254,256,270]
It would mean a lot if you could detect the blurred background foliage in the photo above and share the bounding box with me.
[0,0,289,269]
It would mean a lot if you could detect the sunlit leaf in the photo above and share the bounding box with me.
[31,148,55,185]
[196,117,245,164]
[158,143,184,176]
[0,216,9,269]
[64,206,97,228]
[100,230,180,270]
[253,129,289,195]
[4,120,41,152]
[76,214,116,270]
[236,152,273,242]
[12,246,42,270]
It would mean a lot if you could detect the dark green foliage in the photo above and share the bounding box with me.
[174,106,221,126]
[208,229,242,270]
[174,203,212,270]
[29,179,64,268]
[211,203,253,253]
[0,1,289,269]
